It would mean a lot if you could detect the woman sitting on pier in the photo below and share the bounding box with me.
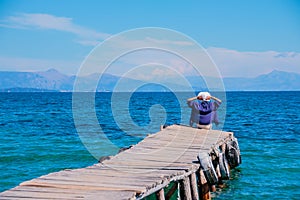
[187,92,222,129]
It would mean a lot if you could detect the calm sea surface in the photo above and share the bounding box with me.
[0,91,299,199]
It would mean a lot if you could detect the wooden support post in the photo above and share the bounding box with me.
[217,143,228,189]
[190,172,199,200]
[198,170,211,200]
[180,176,192,200]
[221,143,231,179]
[220,143,226,153]
[165,182,178,200]
[156,188,165,200]
[210,185,216,192]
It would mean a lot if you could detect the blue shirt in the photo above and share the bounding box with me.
[188,100,221,125]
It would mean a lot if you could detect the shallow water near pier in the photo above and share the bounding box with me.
[0,91,299,199]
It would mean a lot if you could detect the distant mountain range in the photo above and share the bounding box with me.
[0,69,299,92]
[223,70,300,91]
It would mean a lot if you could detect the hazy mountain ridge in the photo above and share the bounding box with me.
[0,69,74,91]
[223,70,300,91]
[0,69,299,91]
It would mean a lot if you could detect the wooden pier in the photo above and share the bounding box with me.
[0,125,241,200]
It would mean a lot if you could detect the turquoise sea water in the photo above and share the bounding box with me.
[0,91,299,199]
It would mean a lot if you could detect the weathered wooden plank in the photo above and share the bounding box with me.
[1,190,85,199]
[134,136,228,147]
[40,172,165,183]
[20,179,147,192]
[76,167,187,179]
[1,186,136,200]
[35,177,162,188]
[50,168,178,180]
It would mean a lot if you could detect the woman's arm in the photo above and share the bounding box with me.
[187,96,198,102]
[211,96,222,103]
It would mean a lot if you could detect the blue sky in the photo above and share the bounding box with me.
[0,0,299,77]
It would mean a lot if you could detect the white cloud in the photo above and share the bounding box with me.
[145,37,194,46]
[112,46,300,78]
[0,13,110,46]
[80,31,300,78]
[207,47,300,77]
